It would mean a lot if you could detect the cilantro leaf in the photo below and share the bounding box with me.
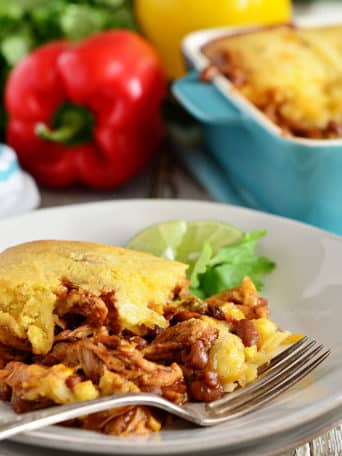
[190,230,275,298]
[190,241,213,289]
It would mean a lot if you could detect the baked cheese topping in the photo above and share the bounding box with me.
[203,25,342,139]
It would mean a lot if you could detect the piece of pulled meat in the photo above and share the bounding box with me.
[53,325,103,343]
[11,396,54,414]
[143,319,224,402]
[0,344,30,369]
[143,318,218,369]
[56,280,119,331]
[42,334,187,404]
[206,277,270,320]
[0,329,32,353]
[168,277,269,326]
[0,362,58,413]
[81,406,163,436]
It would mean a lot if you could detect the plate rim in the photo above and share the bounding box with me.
[11,405,342,456]
[1,197,341,242]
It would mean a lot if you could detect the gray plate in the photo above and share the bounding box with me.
[0,200,340,455]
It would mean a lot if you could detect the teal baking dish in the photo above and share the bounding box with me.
[172,25,342,235]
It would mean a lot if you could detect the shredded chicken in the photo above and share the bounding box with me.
[0,275,288,437]
[0,361,98,413]
[53,325,100,343]
[41,334,187,404]
[143,319,224,402]
[81,406,162,435]
[0,344,29,369]
[56,282,109,328]
[144,319,218,369]
[0,329,31,353]
[206,277,270,319]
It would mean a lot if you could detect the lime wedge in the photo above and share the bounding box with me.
[127,220,243,270]
[127,220,188,260]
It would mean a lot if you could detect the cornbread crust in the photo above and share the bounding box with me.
[0,241,188,355]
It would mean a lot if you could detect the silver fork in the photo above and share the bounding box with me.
[0,337,330,441]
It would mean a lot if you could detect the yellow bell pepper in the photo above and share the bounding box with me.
[135,0,292,79]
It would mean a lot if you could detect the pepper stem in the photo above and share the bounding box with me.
[36,124,82,144]
[35,103,94,146]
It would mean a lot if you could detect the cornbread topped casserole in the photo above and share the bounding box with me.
[202,25,342,139]
[0,241,188,355]
[0,240,300,436]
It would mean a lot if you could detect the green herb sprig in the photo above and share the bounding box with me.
[190,230,276,298]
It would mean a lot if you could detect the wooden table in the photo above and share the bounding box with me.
[38,150,341,456]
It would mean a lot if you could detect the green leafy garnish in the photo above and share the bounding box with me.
[190,230,275,298]
[190,241,213,289]
[127,221,275,299]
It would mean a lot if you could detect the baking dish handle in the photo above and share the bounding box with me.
[175,146,249,208]
[172,71,243,124]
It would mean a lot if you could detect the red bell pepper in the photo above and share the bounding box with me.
[5,31,166,188]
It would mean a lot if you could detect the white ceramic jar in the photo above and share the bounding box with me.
[0,144,40,217]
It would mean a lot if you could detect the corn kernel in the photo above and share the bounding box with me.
[244,345,258,361]
[245,364,258,383]
[253,318,277,347]
[282,333,304,344]
[221,303,245,322]
[73,381,99,401]
[99,368,139,395]
[148,415,162,432]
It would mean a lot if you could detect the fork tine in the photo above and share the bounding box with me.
[212,343,324,414]
[211,347,330,416]
[208,337,316,409]
[211,349,331,421]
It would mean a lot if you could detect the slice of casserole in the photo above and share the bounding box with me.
[0,240,188,355]
[202,25,342,138]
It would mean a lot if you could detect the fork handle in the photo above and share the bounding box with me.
[0,393,171,441]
